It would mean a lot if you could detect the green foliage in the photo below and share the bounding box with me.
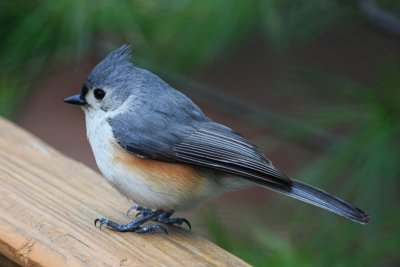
[297,63,400,266]
[205,64,400,266]
[3,0,400,118]
[0,0,255,118]
[0,78,22,118]
[1,1,400,266]
[258,0,357,50]
[297,63,400,209]
[0,0,255,72]
[204,212,312,267]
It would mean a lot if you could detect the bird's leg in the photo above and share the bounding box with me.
[126,205,191,230]
[155,210,191,230]
[95,210,167,233]
[126,204,152,218]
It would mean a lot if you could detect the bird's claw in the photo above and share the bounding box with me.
[94,215,167,233]
[96,207,191,234]
[180,218,192,230]
[156,216,192,230]
[94,217,109,230]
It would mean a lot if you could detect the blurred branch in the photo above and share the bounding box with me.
[358,0,400,37]
[159,70,340,150]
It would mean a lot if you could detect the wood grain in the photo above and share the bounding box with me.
[0,117,249,267]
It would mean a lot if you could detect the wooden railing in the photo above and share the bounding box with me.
[0,117,249,266]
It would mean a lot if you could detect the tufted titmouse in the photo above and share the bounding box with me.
[64,45,369,233]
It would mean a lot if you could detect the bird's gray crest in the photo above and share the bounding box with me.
[103,44,132,65]
[85,44,135,88]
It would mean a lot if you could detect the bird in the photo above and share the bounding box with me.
[64,44,369,233]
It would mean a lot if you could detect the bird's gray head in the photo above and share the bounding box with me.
[64,44,139,113]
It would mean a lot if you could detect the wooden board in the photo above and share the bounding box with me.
[0,117,249,266]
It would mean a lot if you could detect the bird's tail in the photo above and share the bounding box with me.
[261,179,370,224]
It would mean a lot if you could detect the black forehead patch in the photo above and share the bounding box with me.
[81,84,89,98]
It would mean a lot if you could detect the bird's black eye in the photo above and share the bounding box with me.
[93,88,106,100]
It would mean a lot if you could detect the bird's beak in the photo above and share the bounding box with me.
[64,94,87,106]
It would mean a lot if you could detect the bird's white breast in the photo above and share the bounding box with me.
[83,109,222,210]
[83,108,249,211]
[84,109,155,204]
[84,109,118,184]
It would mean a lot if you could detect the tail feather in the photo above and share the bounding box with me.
[261,179,370,224]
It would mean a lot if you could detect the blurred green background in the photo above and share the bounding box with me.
[1,0,400,266]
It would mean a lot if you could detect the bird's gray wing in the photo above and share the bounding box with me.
[172,123,291,186]
[109,112,291,187]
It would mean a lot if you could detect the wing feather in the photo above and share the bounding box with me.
[109,111,292,187]
[173,127,291,186]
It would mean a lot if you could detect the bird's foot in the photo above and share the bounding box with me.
[126,205,191,230]
[127,204,152,218]
[95,210,167,234]
[156,211,191,230]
